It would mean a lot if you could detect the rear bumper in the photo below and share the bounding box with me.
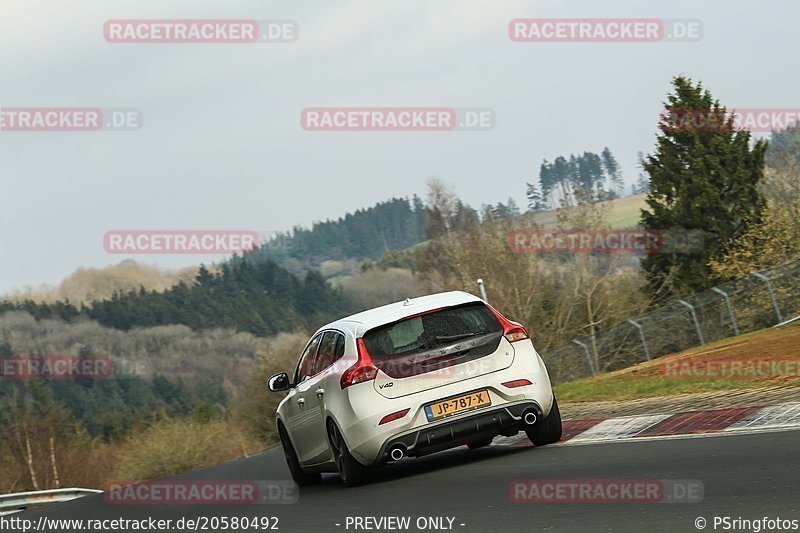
[378,400,542,461]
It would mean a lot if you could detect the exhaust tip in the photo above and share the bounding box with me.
[389,446,405,461]
[523,412,537,426]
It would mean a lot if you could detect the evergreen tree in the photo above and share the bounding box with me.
[640,76,767,298]
[525,182,548,212]
[538,160,554,207]
[632,173,650,194]
[575,151,605,198]
[601,147,624,196]
[493,202,509,219]
[551,156,571,205]
[632,151,650,194]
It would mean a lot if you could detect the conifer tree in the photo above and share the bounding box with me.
[641,76,767,298]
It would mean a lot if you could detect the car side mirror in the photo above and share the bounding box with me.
[268,372,292,392]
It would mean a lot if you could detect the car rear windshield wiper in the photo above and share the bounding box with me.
[435,332,490,342]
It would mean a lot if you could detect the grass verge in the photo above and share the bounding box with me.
[554,321,800,402]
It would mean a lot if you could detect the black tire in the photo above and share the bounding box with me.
[467,437,494,449]
[278,422,321,486]
[526,396,563,446]
[327,420,370,487]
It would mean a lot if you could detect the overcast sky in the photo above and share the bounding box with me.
[0,0,796,293]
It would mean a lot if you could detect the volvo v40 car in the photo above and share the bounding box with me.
[268,291,562,486]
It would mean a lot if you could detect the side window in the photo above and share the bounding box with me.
[295,334,322,383]
[334,334,345,358]
[314,331,342,375]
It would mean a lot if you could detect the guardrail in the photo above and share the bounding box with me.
[0,488,102,516]
[543,255,800,382]
[774,314,800,328]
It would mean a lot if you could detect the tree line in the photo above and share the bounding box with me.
[526,148,624,212]
[255,196,428,271]
[0,257,352,337]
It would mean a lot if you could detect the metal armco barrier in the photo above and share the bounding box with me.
[547,255,800,382]
[0,488,101,515]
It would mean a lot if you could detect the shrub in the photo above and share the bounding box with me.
[113,417,260,481]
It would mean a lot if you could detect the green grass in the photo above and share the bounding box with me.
[531,194,647,229]
[555,376,773,403]
[605,194,647,228]
[554,322,800,403]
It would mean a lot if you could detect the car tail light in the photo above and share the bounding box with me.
[379,408,410,425]
[501,379,532,388]
[340,338,379,389]
[488,306,530,343]
[504,328,529,342]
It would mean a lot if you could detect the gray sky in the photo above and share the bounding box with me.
[0,0,796,293]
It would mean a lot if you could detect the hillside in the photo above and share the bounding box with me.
[4,261,199,305]
[253,196,428,275]
[1,194,648,307]
[530,193,647,229]
[0,257,353,337]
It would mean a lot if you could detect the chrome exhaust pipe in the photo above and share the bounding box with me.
[523,411,537,425]
[389,446,405,461]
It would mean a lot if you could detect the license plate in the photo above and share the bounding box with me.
[424,390,491,422]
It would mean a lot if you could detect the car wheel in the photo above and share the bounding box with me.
[467,437,494,449]
[327,420,370,487]
[278,422,321,486]
[525,396,563,446]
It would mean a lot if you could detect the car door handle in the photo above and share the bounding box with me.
[296,398,305,407]
[315,388,325,399]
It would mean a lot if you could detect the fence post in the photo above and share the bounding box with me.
[626,319,651,360]
[678,300,706,345]
[571,339,597,376]
[711,287,740,336]
[476,278,489,304]
[752,272,783,323]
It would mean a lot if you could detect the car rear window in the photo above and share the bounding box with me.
[362,303,503,377]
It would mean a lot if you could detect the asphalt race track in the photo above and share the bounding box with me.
[12,429,800,533]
